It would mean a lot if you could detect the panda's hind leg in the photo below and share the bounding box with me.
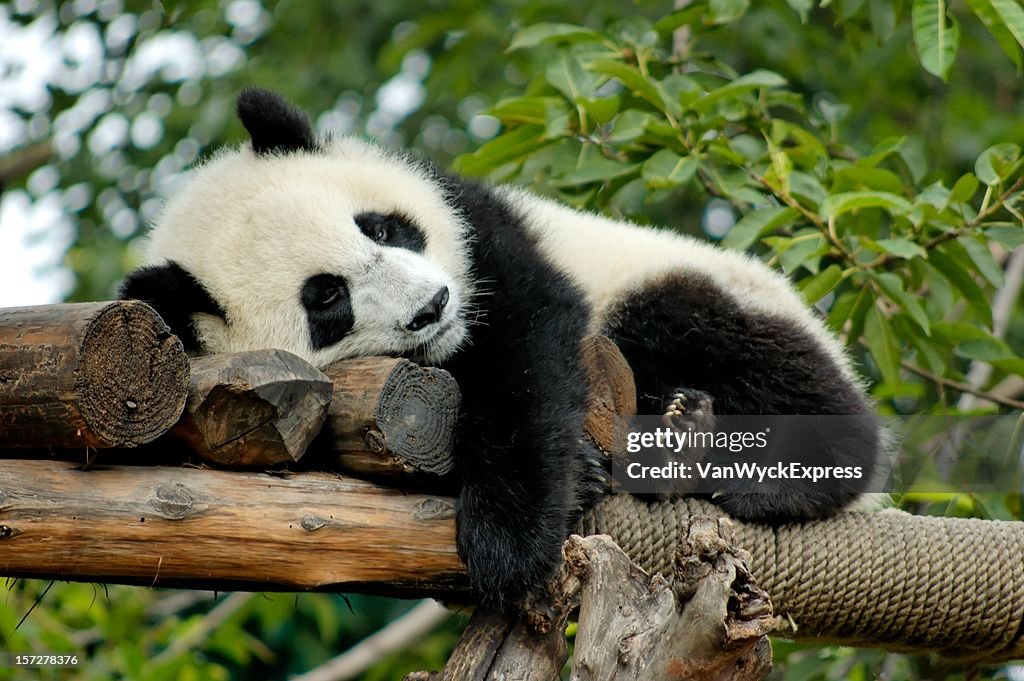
[603,272,882,523]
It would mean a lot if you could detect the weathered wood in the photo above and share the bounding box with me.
[0,459,464,595]
[173,350,333,467]
[410,530,772,681]
[321,358,460,477]
[414,606,568,681]
[0,301,189,449]
[569,525,773,680]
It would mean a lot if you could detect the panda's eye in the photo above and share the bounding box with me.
[301,274,350,312]
[354,212,425,253]
[301,273,354,350]
[317,286,342,308]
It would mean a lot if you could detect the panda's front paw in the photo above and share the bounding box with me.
[456,511,562,609]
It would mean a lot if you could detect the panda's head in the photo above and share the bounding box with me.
[121,88,473,367]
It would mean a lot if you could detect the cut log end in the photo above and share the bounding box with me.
[175,350,334,467]
[76,301,189,447]
[375,361,460,476]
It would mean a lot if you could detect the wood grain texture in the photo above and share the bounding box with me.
[0,459,465,595]
[0,301,188,449]
[322,358,460,477]
[174,350,333,467]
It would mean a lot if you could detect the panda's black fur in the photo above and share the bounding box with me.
[121,89,883,606]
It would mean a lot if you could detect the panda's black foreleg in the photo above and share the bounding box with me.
[605,273,882,523]
[444,324,606,607]
[451,402,604,607]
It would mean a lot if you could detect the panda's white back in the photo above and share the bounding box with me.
[500,186,859,384]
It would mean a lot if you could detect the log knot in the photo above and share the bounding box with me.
[150,483,199,519]
[300,515,329,532]
[414,498,456,521]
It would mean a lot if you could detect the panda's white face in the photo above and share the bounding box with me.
[138,135,474,368]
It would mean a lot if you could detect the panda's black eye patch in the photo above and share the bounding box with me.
[301,273,354,349]
[354,212,426,252]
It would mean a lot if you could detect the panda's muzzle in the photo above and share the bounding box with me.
[405,286,450,331]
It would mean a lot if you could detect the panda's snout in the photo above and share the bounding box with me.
[405,286,450,331]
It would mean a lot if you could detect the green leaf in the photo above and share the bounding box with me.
[912,0,960,81]
[874,238,928,260]
[959,235,1005,287]
[991,0,1024,51]
[870,0,897,42]
[991,358,1024,378]
[710,0,751,23]
[986,225,1024,249]
[843,286,873,346]
[872,271,931,333]
[821,191,912,218]
[975,143,1022,185]
[453,125,552,176]
[766,140,793,196]
[786,0,815,22]
[692,70,787,114]
[653,6,709,34]
[865,304,902,383]
[554,158,640,186]
[507,23,605,51]
[927,248,993,326]
[964,0,1024,69]
[955,337,1014,361]
[545,50,598,102]
[949,172,980,203]
[831,166,904,194]
[488,97,569,126]
[859,136,906,168]
[588,60,679,118]
[722,206,798,251]
[775,233,827,274]
[607,109,654,143]
[932,321,991,344]
[577,96,620,125]
[799,264,844,305]
[641,149,698,189]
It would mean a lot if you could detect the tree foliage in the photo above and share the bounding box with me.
[1,0,1023,679]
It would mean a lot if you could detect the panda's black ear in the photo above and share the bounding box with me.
[119,261,226,352]
[236,87,319,156]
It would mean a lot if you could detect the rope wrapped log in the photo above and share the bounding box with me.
[578,494,1024,663]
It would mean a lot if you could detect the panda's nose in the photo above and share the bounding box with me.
[406,286,450,331]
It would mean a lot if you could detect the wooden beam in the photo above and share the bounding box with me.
[0,302,189,449]
[0,459,465,596]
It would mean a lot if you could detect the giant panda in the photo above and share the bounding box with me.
[121,88,884,606]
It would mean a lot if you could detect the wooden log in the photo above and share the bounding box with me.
[0,301,189,449]
[568,526,773,680]
[173,350,333,467]
[0,459,464,595]
[321,358,460,477]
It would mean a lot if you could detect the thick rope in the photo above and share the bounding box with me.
[578,495,1024,662]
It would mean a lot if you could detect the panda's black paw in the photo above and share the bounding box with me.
[455,509,562,610]
[661,387,715,431]
[709,489,845,524]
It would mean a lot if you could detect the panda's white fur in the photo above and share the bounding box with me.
[501,186,860,383]
[146,138,475,367]
[122,89,884,606]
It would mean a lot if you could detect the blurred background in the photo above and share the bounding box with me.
[1,0,1023,679]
